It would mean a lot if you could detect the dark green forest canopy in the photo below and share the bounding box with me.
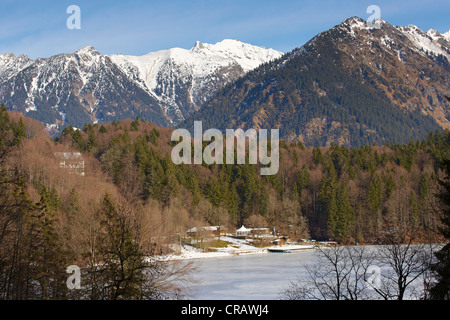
[60,115,450,243]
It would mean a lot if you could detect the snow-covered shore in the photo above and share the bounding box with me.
[158,236,317,261]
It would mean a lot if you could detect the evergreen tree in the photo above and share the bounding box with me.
[69,187,81,216]
[0,104,12,148]
[429,159,450,299]
[61,125,75,136]
[90,193,160,300]
[385,172,396,199]
[418,173,430,201]
[328,185,354,243]
[130,117,140,132]
[86,126,98,153]
[148,128,160,145]
[28,184,67,299]
[99,125,108,134]
[296,164,310,193]
[313,147,323,165]
[368,174,383,212]
[72,130,85,151]
[0,104,9,132]
[12,118,27,145]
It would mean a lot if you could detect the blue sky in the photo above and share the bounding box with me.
[0,0,449,58]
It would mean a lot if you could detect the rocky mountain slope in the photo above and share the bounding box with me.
[184,17,450,147]
[110,39,282,124]
[0,40,282,130]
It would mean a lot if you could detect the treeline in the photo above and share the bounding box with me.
[59,116,449,245]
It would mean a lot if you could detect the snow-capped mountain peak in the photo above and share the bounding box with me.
[340,16,387,33]
[193,39,282,72]
[443,30,450,41]
[3,19,446,134]
[398,24,450,59]
[0,53,32,75]
[110,39,283,121]
[426,28,442,40]
[332,18,450,61]
[1,39,283,129]
[75,45,98,55]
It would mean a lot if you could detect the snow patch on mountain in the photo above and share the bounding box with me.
[442,30,450,42]
[398,25,450,59]
[340,16,386,36]
[0,53,32,80]
[110,39,283,109]
[0,40,282,128]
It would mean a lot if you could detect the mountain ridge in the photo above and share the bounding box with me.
[110,39,283,123]
[183,16,450,147]
[0,39,282,131]
[1,17,449,146]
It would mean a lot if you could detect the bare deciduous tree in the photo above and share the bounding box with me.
[280,245,375,300]
[75,193,196,300]
[281,235,437,300]
[372,232,438,300]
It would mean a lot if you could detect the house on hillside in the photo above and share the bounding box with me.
[272,236,291,246]
[251,227,271,236]
[54,152,85,176]
[186,226,227,238]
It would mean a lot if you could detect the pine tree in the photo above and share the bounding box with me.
[429,159,450,299]
[62,125,75,136]
[28,184,67,299]
[148,128,160,145]
[0,104,12,147]
[385,172,396,199]
[69,187,81,217]
[368,174,383,212]
[90,193,159,299]
[0,104,9,130]
[296,164,310,193]
[130,117,140,132]
[12,117,27,145]
[313,147,323,165]
[72,130,85,151]
[328,185,354,243]
[86,127,98,153]
[99,124,107,134]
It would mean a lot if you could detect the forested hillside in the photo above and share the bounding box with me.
[58,112,449,243]
[1,106,449,298]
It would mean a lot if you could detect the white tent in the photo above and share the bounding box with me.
[236,225,252,237]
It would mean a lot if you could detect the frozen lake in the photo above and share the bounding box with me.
[188,250,317,300]
[185,244,438,300]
